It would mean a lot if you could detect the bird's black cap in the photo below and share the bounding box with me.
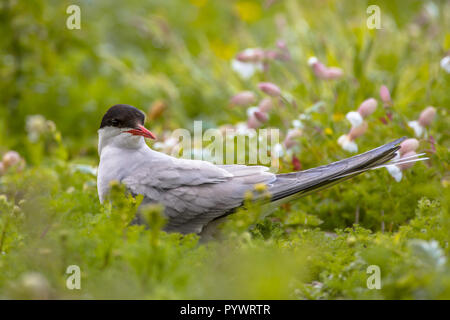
[100,104,146,129]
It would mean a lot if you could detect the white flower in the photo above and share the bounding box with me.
[235,122,256,138]
[345,111,363,128]
[386,164,403,182]
[231,59,263,79]
[408,120,424,137]
[246,106,260,117]
[337,135,358,153]
[292,119,303,129]
[440,56,450,73]
[307,56,319,66]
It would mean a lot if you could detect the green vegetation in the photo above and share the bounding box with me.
[0,0,449,299]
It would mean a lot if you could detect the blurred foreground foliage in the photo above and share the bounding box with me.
[0,0,449,299]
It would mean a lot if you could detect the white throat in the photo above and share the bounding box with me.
[98,127,147,156]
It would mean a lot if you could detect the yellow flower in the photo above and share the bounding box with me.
[324,127,333,135]
[234,1,261,22]
[332,113,344,121]
[210,39,237,60]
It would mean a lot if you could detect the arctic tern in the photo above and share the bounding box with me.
[97,104,425,235]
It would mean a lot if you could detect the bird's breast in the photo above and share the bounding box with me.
[97,147,139,203]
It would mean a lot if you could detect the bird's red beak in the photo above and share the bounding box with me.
[126,124,156,140]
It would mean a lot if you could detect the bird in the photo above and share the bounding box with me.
[97,104,426,236]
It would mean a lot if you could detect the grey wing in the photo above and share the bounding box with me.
[123,155,275,234]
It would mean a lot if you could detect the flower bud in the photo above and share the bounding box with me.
[379,85,392,105]
[236,48,265,63]
[348,121,368,140]
[311,61,329,79]
[230,91,257,106]
[258,98,273,112]
[283,129,302,149]
[254,110,268,123]
[247,115,261,129]
[399,138,419,155]
[324,67,343,80]
[418,106,436,127]
[357,98,377,117]
[258,82,281,97]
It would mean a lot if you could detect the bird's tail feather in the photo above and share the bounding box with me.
[268,137,427,204]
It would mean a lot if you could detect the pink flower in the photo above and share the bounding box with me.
[232,48,264,79]
[348,121,368,140]
[247,115,261,129]
[325,67,343,79]
[386,143,422,182]
[346,98,377,128]
[308,57,328,79]
[338,122,367,153]
[408,106,437,137]
[357,98,377,117]
[254,110,269,123]
[236,48,265,63]
[418,106,436,127]
[258,82,281,97]
[258,98,273,112]
[308,57,343,80]
[399,138,419,156]
[2,151,22,169]
[230,91,257,106]
[379,85,392,106]
[397,151,417,170]
[283,129,302,149]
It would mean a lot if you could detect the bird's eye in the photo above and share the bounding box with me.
[111,119,120,126]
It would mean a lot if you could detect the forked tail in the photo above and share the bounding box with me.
[269,137,428,204]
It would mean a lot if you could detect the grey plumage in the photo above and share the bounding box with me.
[98,105,419,236]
